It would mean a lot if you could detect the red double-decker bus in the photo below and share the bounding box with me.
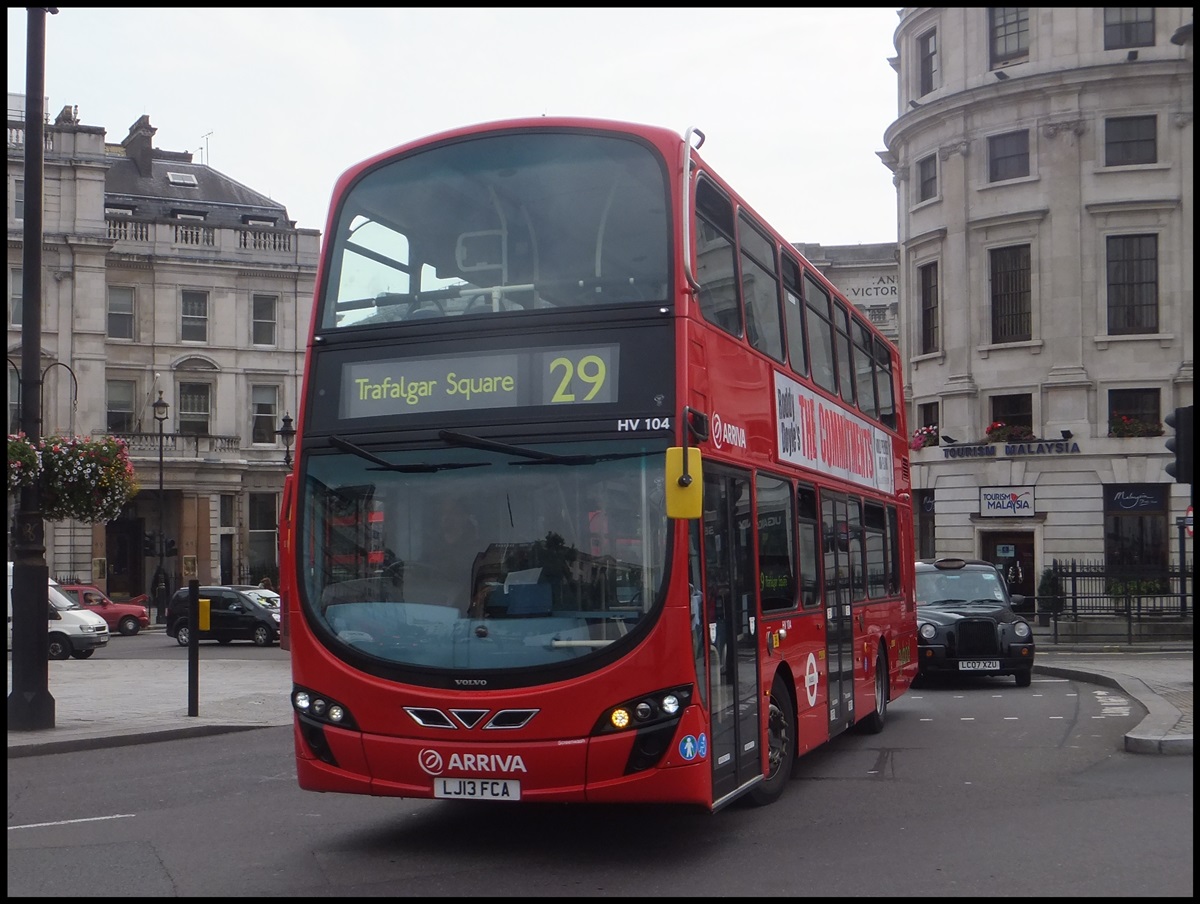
[280,117,917,810]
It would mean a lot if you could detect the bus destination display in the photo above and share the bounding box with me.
[340,344,619,419]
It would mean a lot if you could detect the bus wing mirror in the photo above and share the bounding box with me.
[665,447,703,520]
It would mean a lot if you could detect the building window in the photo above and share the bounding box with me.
[918,28,939,96]
[181,290,209,342]
[220,494,235,528]
[252,294,277,346]
[1106,234,1158,335]
[916,154,937,202]
[107,286,135,340]
[105,380,136,433]
[989,7,1029,67]
[9,267,21,327]
[251,384,279,444]
[247,492,280,585]
[991,393,1033,434]
[13,179,23,221]
[1108,388,1162,436]
[178,382,211,435]
[919,261,939,354]
[7,367,18,433]
[988,130,1030,182]
[1103,484,1168,576]
[1104,8,1155,49]
[1105,115,1157,166]
[989,244,1031,343]
[917,401,939,434]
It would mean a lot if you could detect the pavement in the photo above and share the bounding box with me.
[6,630,1193,758]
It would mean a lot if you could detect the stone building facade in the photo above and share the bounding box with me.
[7,94,319,604]
[878,8,1192,601]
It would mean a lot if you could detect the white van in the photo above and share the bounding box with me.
[7,563,110,659]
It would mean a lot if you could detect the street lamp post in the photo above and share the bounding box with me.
[276,411,296,466]
[152,391,169,623]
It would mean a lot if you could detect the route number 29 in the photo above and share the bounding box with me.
[549,354,607,402]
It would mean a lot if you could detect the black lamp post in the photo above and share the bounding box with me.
[152,391,169,623]
[276,411,296,466]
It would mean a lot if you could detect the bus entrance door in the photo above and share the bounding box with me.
[822,494,854,738]
[702,468,763,803]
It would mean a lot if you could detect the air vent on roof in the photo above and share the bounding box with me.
[167,172,199,187]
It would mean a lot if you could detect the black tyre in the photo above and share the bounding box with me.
[1015,669,1032,688]
[252,624,273,647]
[48,634,72,660]
[174,622,191,646]
[857,649,888,734]
[118,616,140,636]
[71,649,95,660]
[746,674,795,807]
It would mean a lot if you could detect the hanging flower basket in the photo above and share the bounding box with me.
[7,433,139,523]
[7,432,41,492]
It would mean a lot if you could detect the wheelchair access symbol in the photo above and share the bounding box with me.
[679,732,707,761]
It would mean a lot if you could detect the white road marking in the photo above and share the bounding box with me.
[9,814,135,831]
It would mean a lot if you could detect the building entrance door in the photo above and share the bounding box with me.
[982,531,1035,613]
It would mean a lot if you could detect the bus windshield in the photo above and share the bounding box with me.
[300,437,670,671]
[320,130,671,330]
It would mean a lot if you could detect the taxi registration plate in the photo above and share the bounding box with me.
[433,778,521,800]
[959,659,1000,671]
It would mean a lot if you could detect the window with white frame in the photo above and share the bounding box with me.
[106,379,136,433]
[1104,115,1157,167]
[988,130,1030,182]
[252,294,277,346]
[916,154,937,202]
[247,492,280,583]
[14,179,24,221]
[107,286,135,340]
[1104,8,1154,50]
[178,382,211,435]
[1106,234,1158,335]
[9,267,22,327]
[7,367,19,433]
[181,290,208,342]
[917,28,939,96]
[989,7,1030,67]
[251,384,279,444]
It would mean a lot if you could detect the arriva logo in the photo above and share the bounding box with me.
[418,749,529,776]
[710,411,747,451]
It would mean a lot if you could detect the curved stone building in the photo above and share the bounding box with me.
[881,8,1192,602]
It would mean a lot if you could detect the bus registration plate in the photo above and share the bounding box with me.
[959,660,1000,671]
[434,778,521,800]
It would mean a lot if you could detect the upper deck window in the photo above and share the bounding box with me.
[320,131,670,330]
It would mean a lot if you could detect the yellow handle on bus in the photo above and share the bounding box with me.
[664,447,703,520]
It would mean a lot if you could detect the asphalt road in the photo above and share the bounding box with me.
[7,669,1193,897]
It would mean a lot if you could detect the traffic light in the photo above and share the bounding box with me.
[163,538,178,557]
[1164,405,1193,484]
[143,532,157,555]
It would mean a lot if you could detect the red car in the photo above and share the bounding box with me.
[57,584,151,636]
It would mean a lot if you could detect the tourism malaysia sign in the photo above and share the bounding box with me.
[773,371,894,494]
[979,486,1035,517]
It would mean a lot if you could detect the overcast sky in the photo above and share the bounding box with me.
[8,7,902,245]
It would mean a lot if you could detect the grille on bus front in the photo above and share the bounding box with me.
[954,620,1000,657]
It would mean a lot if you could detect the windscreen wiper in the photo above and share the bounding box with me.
[329,435,488,472]
[438,430,653,467]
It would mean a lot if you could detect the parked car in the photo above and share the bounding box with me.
[165,585,279,646]
[914,557,1035,687]
[7,564,110,659]
[57,584,150,636]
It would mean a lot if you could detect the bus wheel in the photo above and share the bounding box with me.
[746,675,795,807]
[857,649,888,734]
